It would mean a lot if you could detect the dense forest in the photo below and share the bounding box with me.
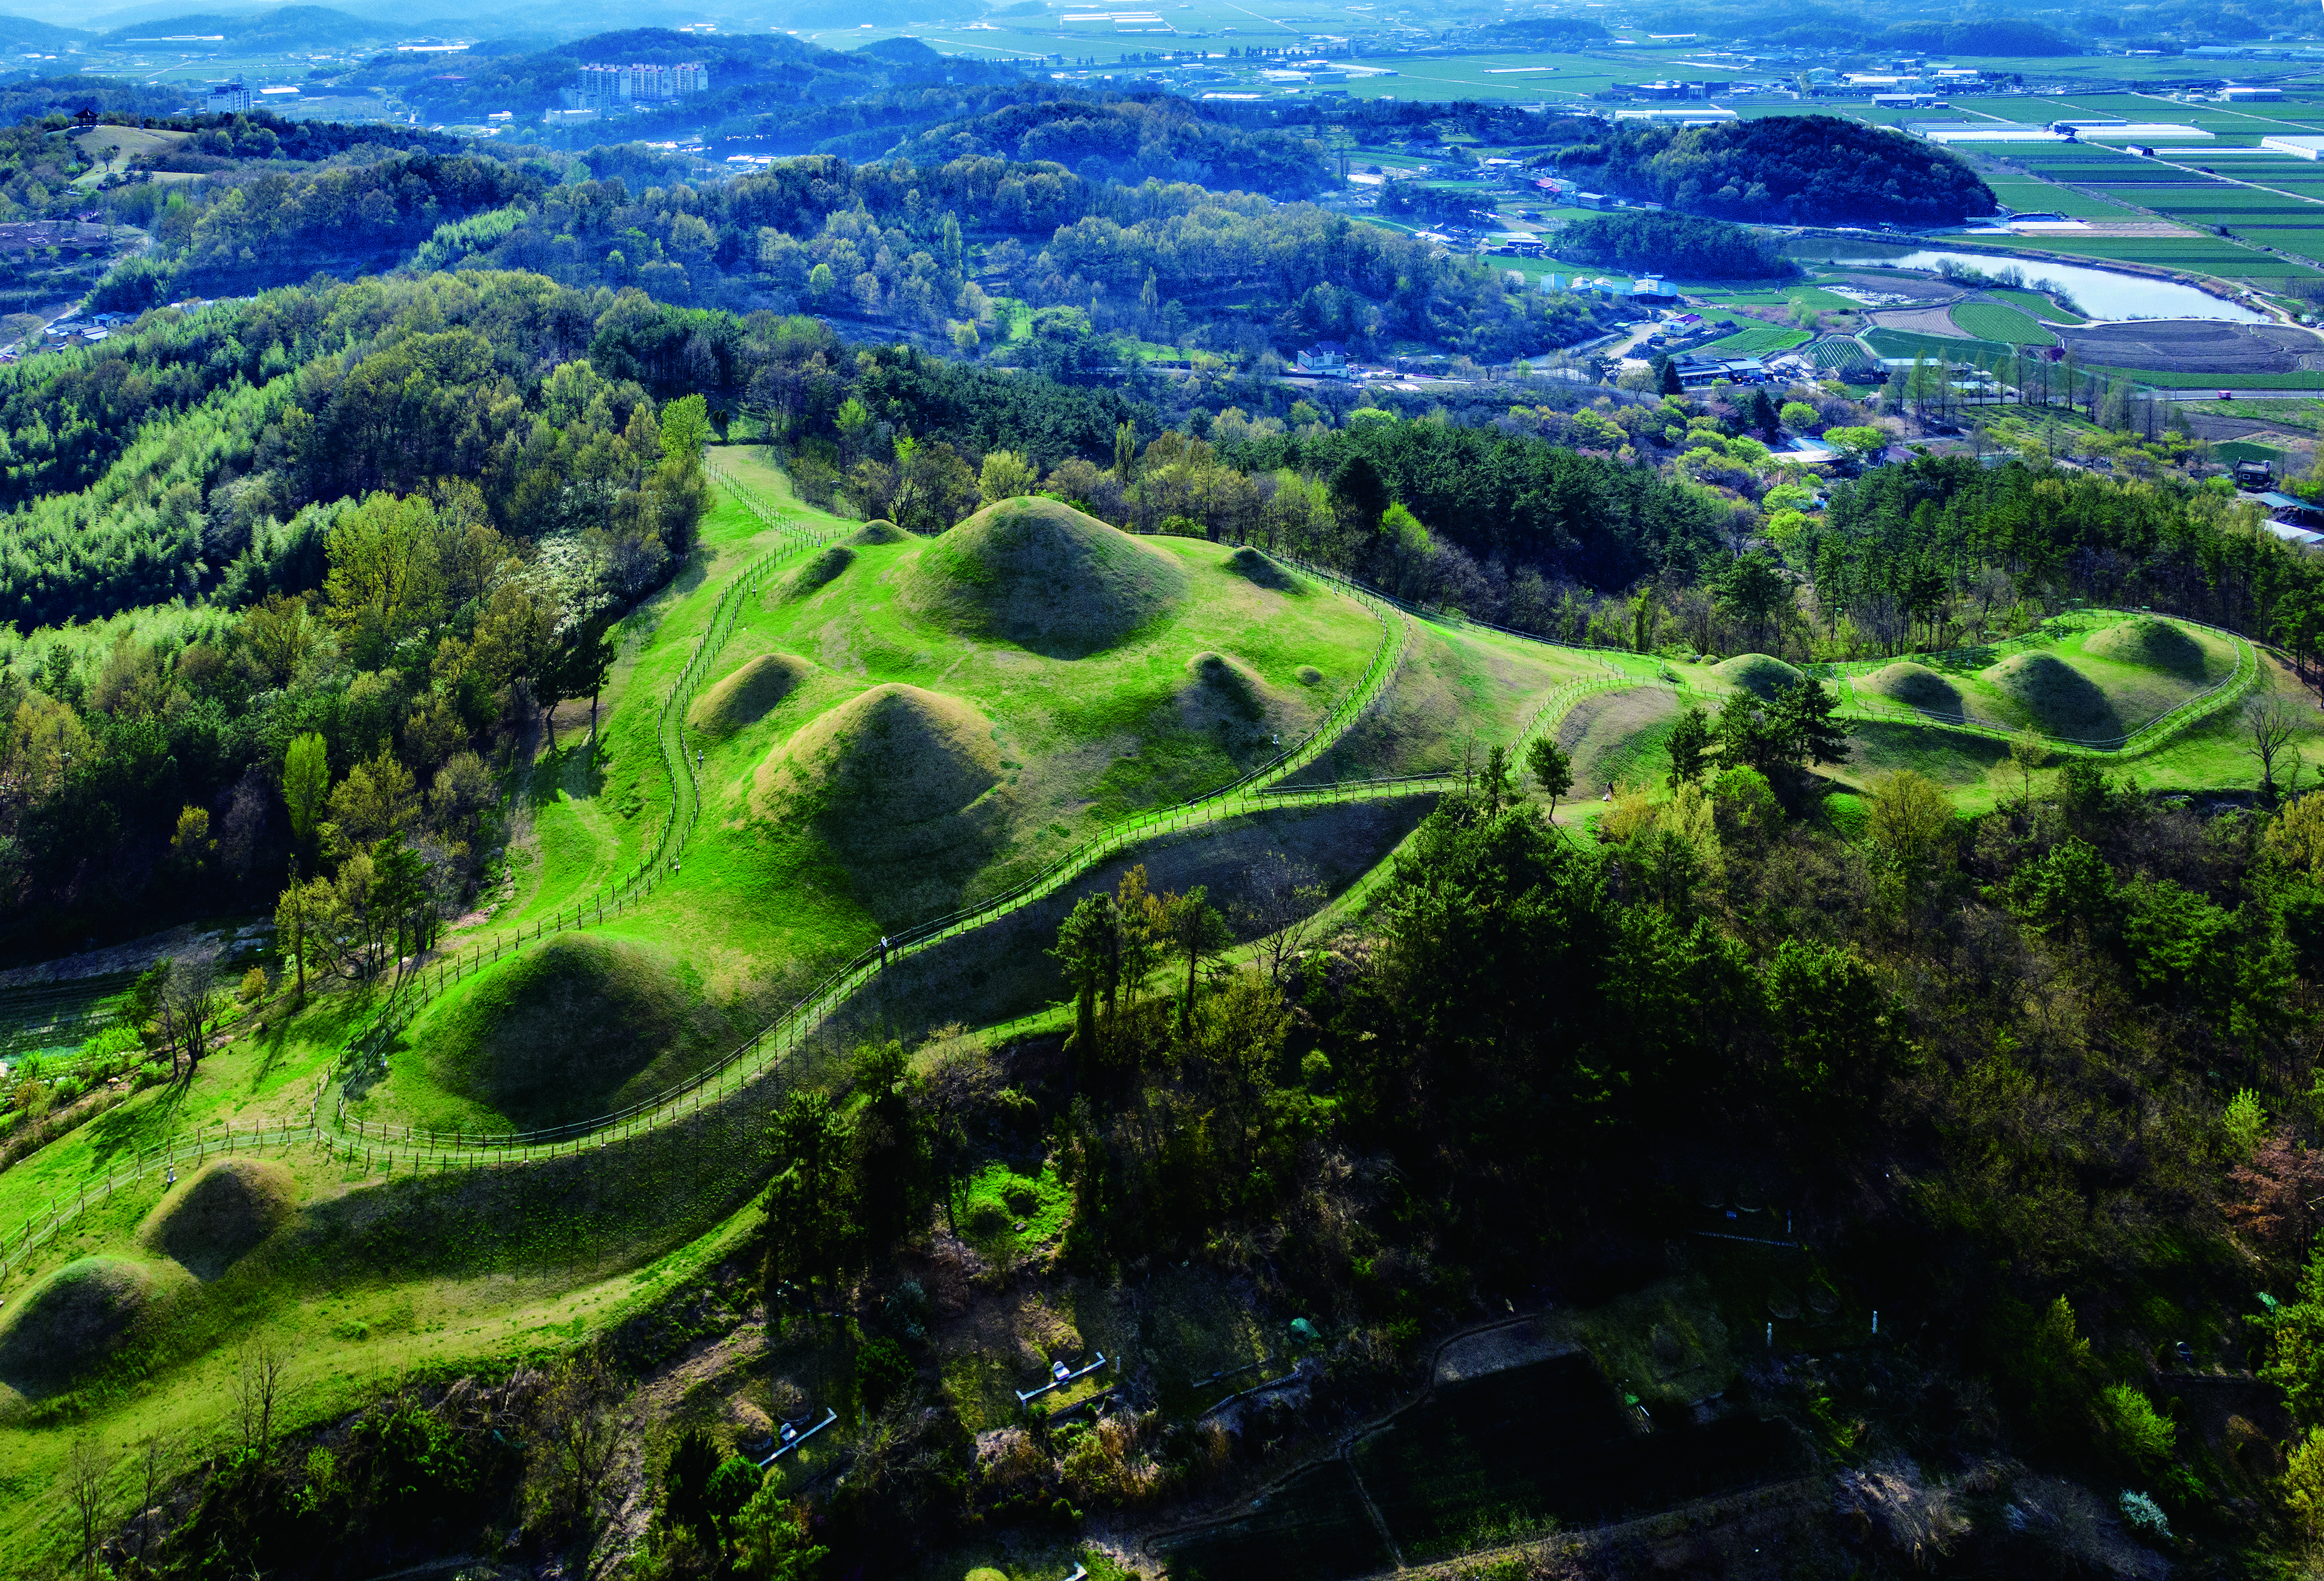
[887,96,1335,196]
[1555,114,1998,227]
[335,28,1023,148]
[98,742,2324,1576]
[1555,210,1802,281]
[0,328,709,942]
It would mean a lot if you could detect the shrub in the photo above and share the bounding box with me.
[855,1335,913,1411]
[2118,1488,2171,1539]
[2101,1384,2177,1469]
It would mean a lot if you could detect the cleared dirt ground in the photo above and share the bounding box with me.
[2057,318,2324,373]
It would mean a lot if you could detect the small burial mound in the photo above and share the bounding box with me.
[782,545,855,598]
[901,495,1187,656]
[845,519,909,546]
[689,652,814,736]
[418,934,727,1131]
[752,683,1008,868]
[1862,662,1963,715]
[2086,615,2207,678]
[1711,653,1805,700]
[1184,651,1267,724]
[1984,652,2121,740]
[1224,544,1298,591]
[141,1158,296,1280]
[0,1256,178,1393]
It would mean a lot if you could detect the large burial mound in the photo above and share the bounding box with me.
[416,934,728,1130]
[2085,616,2208,679]
[141,1158,296,1280]
[845,519,909,545]
[901,496,1188,656]
[690,652,814,736]
[1862,661,1964,715]
[0,1255,180,1394]
[1711,653,1805,700]
[1985,652,2119,740]
[753,683,1008,871]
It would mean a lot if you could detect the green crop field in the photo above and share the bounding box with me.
[1949,301,2060,345]
[1698,324,1812,357]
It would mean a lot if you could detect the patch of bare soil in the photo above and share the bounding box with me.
[1832,271,1963,303]
[1862,303,1972,339]
[2058,318,2324,373]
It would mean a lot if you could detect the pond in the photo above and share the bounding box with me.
[1788,244,2270,324]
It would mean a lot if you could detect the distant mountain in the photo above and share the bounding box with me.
[344,23,1012,128]
[0,13,90,48]
[100,6,399,46]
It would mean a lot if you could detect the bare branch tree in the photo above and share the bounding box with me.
[526,1352,627,1544]
[1235,850,1329,991]
[66,1436,107,1581]
[132,1434,170,1572]
[2248,687,2303,803]
[235,1338,287,1458]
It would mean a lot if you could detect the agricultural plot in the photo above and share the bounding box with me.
[1950,300,2058,345]
[1698,324,1811,357]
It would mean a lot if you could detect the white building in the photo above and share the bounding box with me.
[571,62,712,113]
[207,80,252,114]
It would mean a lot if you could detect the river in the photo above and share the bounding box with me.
[1788,245,2270,324]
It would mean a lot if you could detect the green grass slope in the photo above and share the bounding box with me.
[384,934,733,1134]
[140,1158,297,1281]
[901,495,1190,656]
[1286,617,1598,787]
[1709,653,1803,699]
[687,652,815,736]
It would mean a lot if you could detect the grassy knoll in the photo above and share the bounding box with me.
[1821,614,2238,742]
[353,494,1381,1134]
[497,466,852,935]
[1284,615,1597,787]
[1555,685,1684,802]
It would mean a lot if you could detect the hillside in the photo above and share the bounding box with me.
[1555,113,1997,227]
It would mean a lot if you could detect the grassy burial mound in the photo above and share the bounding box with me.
[1225,544,1300,591]
[1985,651,2123,740]
[901,495,1189,656]
[2086,614,2209,678]
[1862,661,1965,716]
[0,1255,184,1396]
[1184,650,1268,723]
[399,934,731,1132]
[783,545,856,598]
[688,652,816,736]
[141,1158,296,1280]
[1710,653,1805,699]
[844,519,909,545]
[753,682,1012,874]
